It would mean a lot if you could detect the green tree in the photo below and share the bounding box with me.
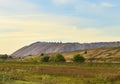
[49,53,66,62]
[54,53,66,62]
[72,54,85,63]
[49,56,55,62]
[40,56,50,62]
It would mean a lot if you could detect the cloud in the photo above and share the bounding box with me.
[101,2,116,8]
[74,0,117,15]
[0,0,37,9]
[0,13,97,30]
[52,0,74,5]
[0,0,40,16]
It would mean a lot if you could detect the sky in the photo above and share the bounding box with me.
[0,0,120,54]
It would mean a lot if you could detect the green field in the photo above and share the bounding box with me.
[0,62,120,84]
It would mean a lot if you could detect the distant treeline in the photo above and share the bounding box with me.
[0,54,12,60]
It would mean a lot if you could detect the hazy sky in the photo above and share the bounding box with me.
[0,0,120,54]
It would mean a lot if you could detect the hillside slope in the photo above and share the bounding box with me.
[62,46,120,61]
[11,41,120,58]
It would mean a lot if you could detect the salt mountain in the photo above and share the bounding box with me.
[11,41,120,58]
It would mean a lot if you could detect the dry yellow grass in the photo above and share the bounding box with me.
[62,46,120,62]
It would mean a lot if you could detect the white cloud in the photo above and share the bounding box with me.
[0,0,37,9]
[101,2,116,8]
[0,13,96,30]
[52,0,74,5]
[75,1,117,15]
[0,0,40,16]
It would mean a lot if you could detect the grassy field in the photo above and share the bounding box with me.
[0,62,120,84]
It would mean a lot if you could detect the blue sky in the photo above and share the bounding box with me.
[0,0,120,54]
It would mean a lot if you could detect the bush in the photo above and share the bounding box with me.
[49,53,66,62]
[40,56,50,62]
[49,56,55,62]
[54,53,66,62]
[8,56,13,59]
[72,54,85,63]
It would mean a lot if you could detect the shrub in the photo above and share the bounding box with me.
[54,53,66,62]
[84,50,88,54]
[72,54,85,63]
[40,56,50,62]
[8,56,13,59]
[28,54,32,56]
[49,56,55,62]
[40,53,44,56]
[49,54,66,62]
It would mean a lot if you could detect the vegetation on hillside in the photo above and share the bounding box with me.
[0,54,12,60]
[39,53,66,62]
[51,53,66,62]
[40,56,50,62]
[72,54,85,62]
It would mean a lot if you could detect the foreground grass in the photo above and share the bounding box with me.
[0,62,120,84]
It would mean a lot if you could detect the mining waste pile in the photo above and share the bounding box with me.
[11,41,120,58]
